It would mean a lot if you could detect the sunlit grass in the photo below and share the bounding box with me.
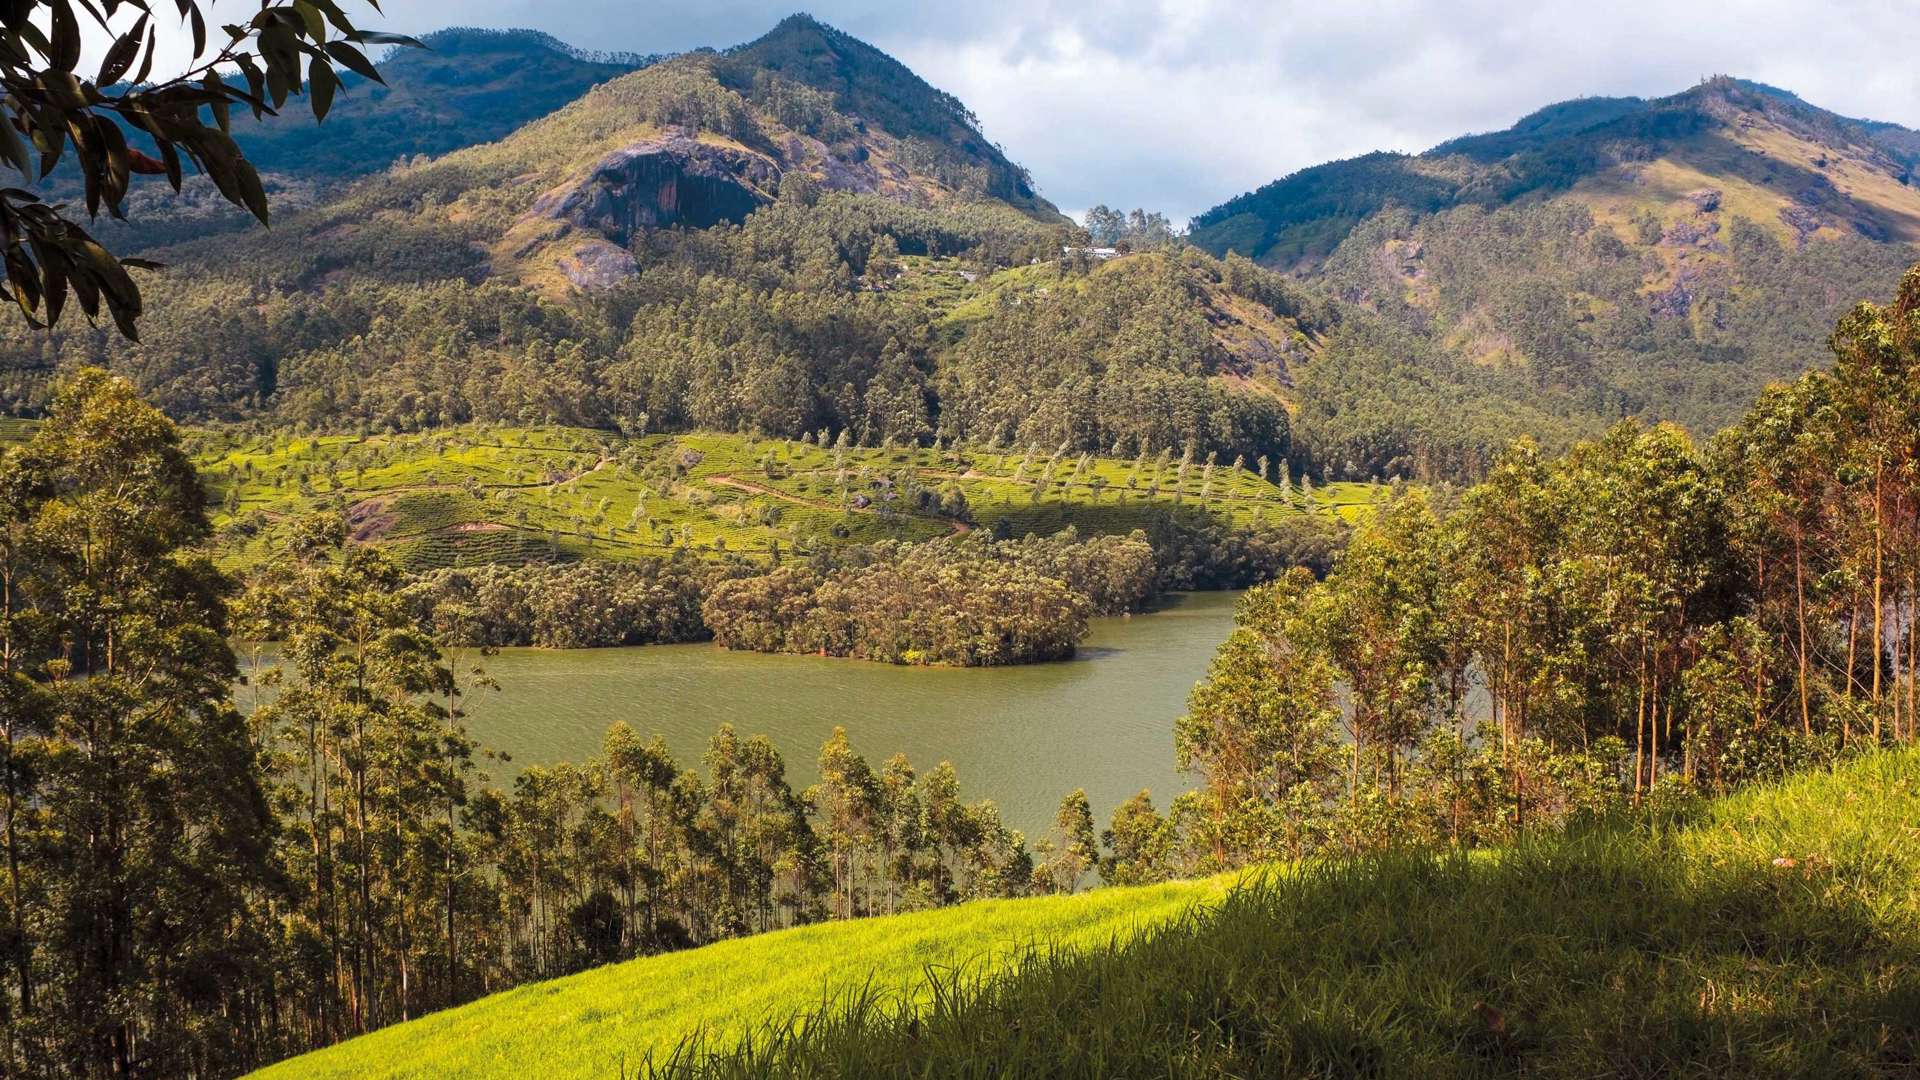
[251,749,1920,1079]
[662,748,1920,1078]
[247,874,1240,1080]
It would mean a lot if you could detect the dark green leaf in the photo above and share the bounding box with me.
[233,158,269,226]
[309,59,335,121]
[292,0,327,42]
[50,1,81,72]
[157,138,180,191]
[347,30,422,47]
[323,40,380,84]
[131,21,157,86]
[0,114,29,177]
[96,14,147,85]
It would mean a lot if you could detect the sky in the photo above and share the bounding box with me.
[109,1,1920,223]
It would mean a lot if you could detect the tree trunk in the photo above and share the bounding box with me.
[1872,465,1885,720]
[1795,535,1811,735]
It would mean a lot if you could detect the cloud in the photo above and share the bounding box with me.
[107,1,1920,223]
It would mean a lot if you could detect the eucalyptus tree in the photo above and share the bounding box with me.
[1314,490,1448,800]
[1826,268,1920,735]
[1177,570,1342,865]
[0,368,276,1076]
[247,515,466,1036]
[1034,789,1097,895]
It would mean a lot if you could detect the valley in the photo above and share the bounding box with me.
[1,6,1917,1079]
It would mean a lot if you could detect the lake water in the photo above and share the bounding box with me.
[253,591,1239,837]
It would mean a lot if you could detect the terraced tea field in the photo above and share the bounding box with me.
[192,426,1380,570]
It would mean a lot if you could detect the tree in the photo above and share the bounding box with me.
[0,1,417,338]
[1826,269,1920,736]
[809,727,878,918]
[247,518,456,1040]
[1177,570,1342,864]
[2,368,277,1076]
[1034,789,1096,894]
[1315,490,1447,800]
[1099,790,1169,886]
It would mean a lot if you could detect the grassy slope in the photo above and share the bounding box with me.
[252,750,1920,1078]
[249,875,1239,1080]
[197,426,1377,571]
[669,747,1920,1078]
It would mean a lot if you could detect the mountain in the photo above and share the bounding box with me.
[1192,76,1920,266]
[224,27,656,181]
[121,15,1063,300]
[7,37,1917,490]
[1190,77,1920,478]
[82,28,650,253]
[0,17,1188,450]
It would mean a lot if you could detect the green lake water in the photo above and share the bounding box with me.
[246,591,1239,836]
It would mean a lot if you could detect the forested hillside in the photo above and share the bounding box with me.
[72,28,650,253]
[0,17,1318,472]
[4,7,1920,1071]
[258,254,1920,1080]
[1195,77,1920,478]
[7,23,1915,491]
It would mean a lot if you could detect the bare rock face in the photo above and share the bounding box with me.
[530,136,779,247]
[1651,266,1700,318]
[555,239,641,291]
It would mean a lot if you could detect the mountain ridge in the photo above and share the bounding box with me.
[1191,75,1920,266]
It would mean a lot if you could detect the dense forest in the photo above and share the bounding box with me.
[0,370,1109,1074]
[1192,77,1920,480]
[1115,264,1920,876]
[5,21,1918,494]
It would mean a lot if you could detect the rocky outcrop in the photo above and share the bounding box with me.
[554,239,641,291]
[1779,204,1824,246]
[528,136,779,246]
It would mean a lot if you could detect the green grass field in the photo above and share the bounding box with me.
[191,426,1378,571]
[673,748,1920,1078]
[248,874,1240,1080]
[258,747,1920,1078]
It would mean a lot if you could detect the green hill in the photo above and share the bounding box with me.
[75,28,649,254]
[193,426,1376,572]
[250,748,1920,1078]
[9,31,1918,490]
[1191,77,1920,268]
[1192,77,1920,478]
[144,13,1062,296]
[247,875,1239,1080]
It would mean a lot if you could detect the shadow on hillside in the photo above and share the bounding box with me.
[650,827,1920,1077]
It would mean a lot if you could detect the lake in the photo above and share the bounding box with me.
[244,591,1240,837]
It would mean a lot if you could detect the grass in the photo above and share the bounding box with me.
[659,748,1920,1078]
[192,425,1378,571]
[246,874,1241,1080]
[251,749,1920,1078]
